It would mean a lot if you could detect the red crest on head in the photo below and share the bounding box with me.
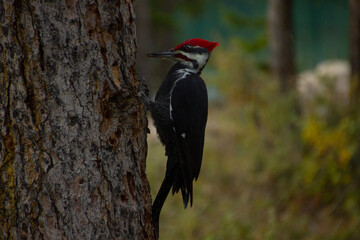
[173,38,219,52]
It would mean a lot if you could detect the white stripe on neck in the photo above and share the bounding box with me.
[169,69,194,123]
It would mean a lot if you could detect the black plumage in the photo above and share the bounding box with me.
[144,38,218,239]
[149,63,208,235]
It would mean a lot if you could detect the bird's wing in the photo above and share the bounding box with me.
[170,74,208,206]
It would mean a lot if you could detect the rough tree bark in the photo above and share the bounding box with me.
[350,0,360,106]
[268,0,295,92]
[0,1,154,239]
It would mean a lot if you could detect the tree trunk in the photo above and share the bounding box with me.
[0,1,154,239]
[350,0,360,106]
[268,0,295,92]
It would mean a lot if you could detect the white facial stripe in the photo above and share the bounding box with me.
[179,51,209,70]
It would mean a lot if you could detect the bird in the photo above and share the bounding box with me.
[143,38,218,238]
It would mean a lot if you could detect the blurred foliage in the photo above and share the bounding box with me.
[156,0,348,70]
[300,114,360,214]
[149,0,210,32]
[222,8,267,55]
[147,40,360,239]
[223,9,265,29]
[149,0,178,31]
[178,0,209,16]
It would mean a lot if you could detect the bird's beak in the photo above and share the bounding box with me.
[147,50,177,59]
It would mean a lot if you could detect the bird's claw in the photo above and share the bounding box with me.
[138,75,151,110]
[139,91,151,110]
[139,75,150,97]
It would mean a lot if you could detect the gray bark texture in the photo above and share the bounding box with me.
[350,0,360,105]
[268,0,295,92]
[0,0,154,239]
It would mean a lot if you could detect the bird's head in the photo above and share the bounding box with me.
[147,38,219,74]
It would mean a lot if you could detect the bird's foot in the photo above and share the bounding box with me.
[139,91,151,110]
[138,75,151,110]
[139,75,150,97]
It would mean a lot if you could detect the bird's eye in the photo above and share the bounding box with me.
[182,45,190,51]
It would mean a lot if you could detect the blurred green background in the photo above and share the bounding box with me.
[137,0,360,239]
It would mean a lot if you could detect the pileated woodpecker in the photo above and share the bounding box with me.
[144,38,219,238]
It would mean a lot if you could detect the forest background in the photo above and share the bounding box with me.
[138,0,360,239]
